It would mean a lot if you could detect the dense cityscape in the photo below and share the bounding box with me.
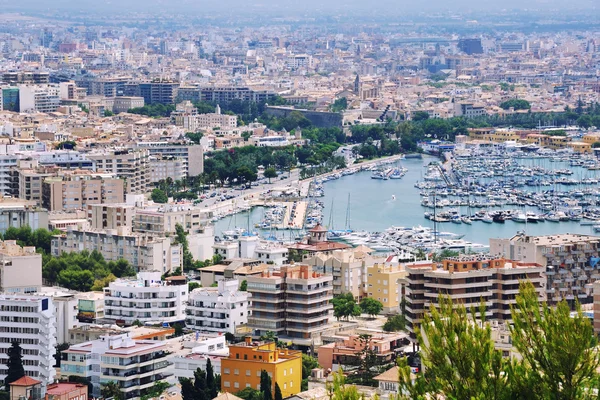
[0,1,598,399]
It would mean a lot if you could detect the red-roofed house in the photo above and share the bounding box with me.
[287,224,349,261]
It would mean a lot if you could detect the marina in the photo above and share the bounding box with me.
[215,150,600,250]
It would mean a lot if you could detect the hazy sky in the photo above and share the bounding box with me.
[0,0,598,16]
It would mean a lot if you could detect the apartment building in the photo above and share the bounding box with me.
[401,257,545,341]
[199,86,275,103]
[113,97,144,113]
[16,162,58,205]
[42,171,124,211]
[172,334,227,379]
[149,156,186,183]
[367,262,406,313]
[103,271,188,325]
[0,196,48,235]
[454,101,486,118]
[123,81,180,105]
[51,229,182,274]
[221,337,302,398]
[0,240,42,294]
[247,264,333,341]
[18,85,60,113]
[133,142,203,177]
[87,204,135,231]
[317,332,407,371]
[76,292,105,323]
[186,279,251,333]
[60,333,171,399]
[490,233,600,306]
[0,295,56,394]
[2,72,49,84]
[87,149,149,194]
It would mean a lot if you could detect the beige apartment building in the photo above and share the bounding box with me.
[490,233,600,305]
[247,264,333,342]
[42,170,124,211]
[51,229,182,274]
[87,204,135,231]
[401,256,545,341]
[17,163,59,205]
[87,149,150,194]
[0,240,42,294]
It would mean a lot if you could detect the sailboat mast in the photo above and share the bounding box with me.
[345,193,351,231]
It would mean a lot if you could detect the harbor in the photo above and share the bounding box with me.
[214,149,600,251]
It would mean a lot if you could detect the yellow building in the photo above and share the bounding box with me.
[583,133,600,145]
[569,142,592,153]
[525,133,571,150]
[367,263,406,313]
[467,128,519,143]
[221,337,302,398]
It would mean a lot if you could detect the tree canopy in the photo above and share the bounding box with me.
[500,99,531,110]
[359,297,383,317]
[332,293,362,321]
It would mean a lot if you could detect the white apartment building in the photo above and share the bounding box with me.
[0,295,56,394]
[186,279,251,334]
[172,334,227,379]
[0,240,42,294]
[0,197,48,234]
[87,149,150,194]
[61,333,172,399]
[104,271,188,325]
[18,85,60,113]
[51,228,182,274]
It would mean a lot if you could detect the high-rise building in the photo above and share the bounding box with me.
[458,38,483,55]
[186,279,251,333]
[18,85,60,113]
[221,337,302,398]
[0,295,56,394]
[490,233,600,306]
[87,149,149,194]
[247,264,333,341]
[401,257,545,341]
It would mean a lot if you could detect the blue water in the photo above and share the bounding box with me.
[214,155,600,244]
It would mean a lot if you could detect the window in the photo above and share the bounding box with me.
[224,368,230,375]
[234,369,239,376]
[257,371,261,377]
[246,370,251,376]
[234,382,239,389]
[290,381,293,387]
[290,368,293,374]
[284,370,286,376]
[284,383,287,390]
[223,382,230,388]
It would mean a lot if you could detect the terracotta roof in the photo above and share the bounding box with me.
[10,376,42,386]
[214,393,244,400]
[309,223,327,233]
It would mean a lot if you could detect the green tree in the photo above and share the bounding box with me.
[239,280,247,291]
[188,281,201,292]
[302,354,319,391]
[104,110,115,117]
[274,383,283,400]
[175,223,194,271]
[54,342,69,368]
[141,381,170,400]
[264,167,277,183]
[179,377,198,400]
[397,296,510,400]
[236,387,263,400]
[151,188,168,203]
[185,132,204,144]
[499,99,531,110]
[91,273,117,291]
[242,131,253,141]
[101,381,123,400]
[206,358,218,399]
[382,314,405,332]
[173,323,184,337]
[593,142,600,148]
[359,297,383,318]
[331,293,361,321]
[260,370,273,400]
[330,97,348,112]
[326,371,362,400]
[510,281,600,400]
[4,342,24,390]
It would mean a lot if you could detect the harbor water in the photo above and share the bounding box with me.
[214,155,600,244]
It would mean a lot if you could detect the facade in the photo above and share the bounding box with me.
[42,171,124,211]
[401,257,545,340]
[133,143,204,177]
[221,337,302,398]
[318,333,406,371]
[186,279,251,333]
[133,81,180,105]
[0,240,42,294]
[0,295,56,394]
[51,229,182,273]
[103,271,188,325]
[172,334,228,379]
[87,149,149,194]
[149,156,186,183]
[0,197,48,234]
[18,85,60,113]
[76,292,105,323]
[247,264,333,341]
[367,262,406,313]
[199,86,275,103]
[454,102,486,118]
[113,96,144,113]
[60,333,171,399]
[490,233,600,306]
[17,164,57,205]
